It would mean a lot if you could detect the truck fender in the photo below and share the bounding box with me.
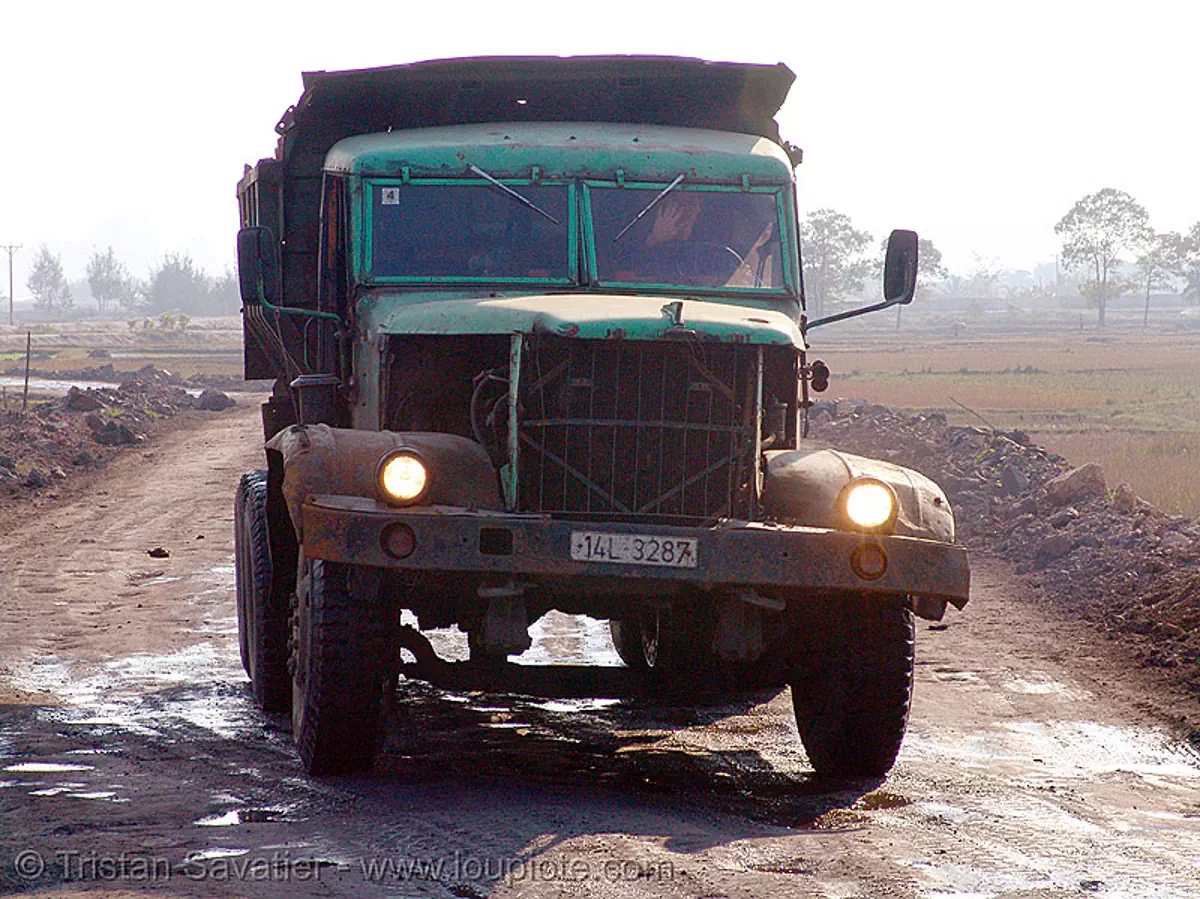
[265,424,503,539]
[761,448,955,543]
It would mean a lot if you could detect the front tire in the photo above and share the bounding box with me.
[291,560,390,775]
[789,596,915,777]
[234,471,290,712]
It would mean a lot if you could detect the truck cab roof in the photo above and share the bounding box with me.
[324,123,795,184]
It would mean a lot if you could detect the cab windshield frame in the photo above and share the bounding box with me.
[355,175,798,299]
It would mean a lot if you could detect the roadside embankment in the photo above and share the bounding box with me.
[2,360,258,391]
[811,401,1200,694]
[0,367,238,522]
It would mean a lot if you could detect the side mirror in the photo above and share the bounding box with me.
[883,229,918,305]
[237,226,281,306]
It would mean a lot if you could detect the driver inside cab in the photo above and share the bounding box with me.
[616,192,777,288]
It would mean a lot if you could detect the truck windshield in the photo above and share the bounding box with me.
[371,183,570,280]
[590,187,784,290]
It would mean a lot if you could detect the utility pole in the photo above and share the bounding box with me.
[2,244,21,327]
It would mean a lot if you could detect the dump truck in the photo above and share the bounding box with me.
[233,56,970,777]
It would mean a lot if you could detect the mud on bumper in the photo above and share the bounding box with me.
[300,495,970,604]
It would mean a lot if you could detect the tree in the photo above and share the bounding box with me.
[916,237,948,289]
[965,254,1003,300]
[209,267,241,315]
[27,244,74,312]
[143,252,212,315]
[800,209,872,319]
[1134,231,1185,325]
[938,255,1005,314]
[1181,222,1200,307]
[1054,188,1150,327]
[86,246,138,315]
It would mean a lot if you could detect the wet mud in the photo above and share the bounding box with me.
[2,401,1199,897]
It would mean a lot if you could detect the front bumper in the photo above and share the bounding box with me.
[301,495,970,604]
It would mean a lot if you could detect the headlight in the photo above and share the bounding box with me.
[840,478,897,530]
[377,450,429,505]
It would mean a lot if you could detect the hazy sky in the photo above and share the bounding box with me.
[1,0,1196,301]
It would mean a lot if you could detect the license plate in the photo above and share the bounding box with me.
[570,531,698,568]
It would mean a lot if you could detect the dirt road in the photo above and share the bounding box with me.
[2,404,1199,898]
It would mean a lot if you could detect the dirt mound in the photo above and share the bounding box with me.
[0,379,236,521]
[3,362,261,391]
[810,401,1200,691]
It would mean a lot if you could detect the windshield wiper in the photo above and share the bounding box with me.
[468,164,561,226]
[612,173,685,242]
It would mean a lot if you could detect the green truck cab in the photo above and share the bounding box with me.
[233,57,969,777]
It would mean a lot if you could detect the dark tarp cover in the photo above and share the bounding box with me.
[276,56,795,160]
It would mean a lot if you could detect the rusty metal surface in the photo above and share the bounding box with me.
[326,123,795,183]
[300,498,970,603]
[266,425,503,539]
[361,294,804,345]
[762,447,957,542]
[516,336,759,524]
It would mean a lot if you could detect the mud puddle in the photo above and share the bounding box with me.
[8,594,807,830]
[11,625,254,740]
[0,375,205,396]
[4,761,93,774]
[195,807,295,827]
[885,714,1200,897]
[3,562,268,784]
[907,718,1200,779]
[405,610,624,669]
[0,375,123,394]
[517,612,625,667]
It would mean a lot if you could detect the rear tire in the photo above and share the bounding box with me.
[609,608,715,676]
[291,559,389,775]
[789,596,915,777]
[234,471,290,712]
[608,617,651,669]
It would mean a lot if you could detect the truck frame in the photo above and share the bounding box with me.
[233,56,969,777]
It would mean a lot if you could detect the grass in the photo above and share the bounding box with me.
[825,370,1199,432]
[0,350,244,380]
[0,315,244,379]
[1035,431,1200,517]
[811,329,1200,517]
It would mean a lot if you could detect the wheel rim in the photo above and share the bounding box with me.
[244,510,261,679]
[289,564,313,737]
[235,509,252,671]
[640,612,661,668]
[293,566,311,690]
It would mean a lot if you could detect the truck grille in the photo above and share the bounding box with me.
[517,336,758,524]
